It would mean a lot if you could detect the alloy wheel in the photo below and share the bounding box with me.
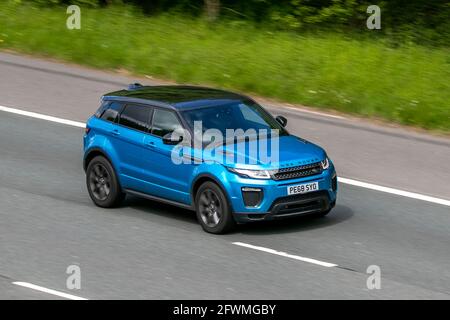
[89,163,111,201]
[198,189,222,228]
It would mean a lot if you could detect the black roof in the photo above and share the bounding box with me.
[104,85,247,110]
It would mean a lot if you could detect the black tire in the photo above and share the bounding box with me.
[86,156,125,208]
[195,182,235,234]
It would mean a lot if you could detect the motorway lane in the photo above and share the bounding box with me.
[1,51,450,199]
[0,112,449,299]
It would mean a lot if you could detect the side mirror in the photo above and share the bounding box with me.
[275,115,288,127]
[162,132,183,145]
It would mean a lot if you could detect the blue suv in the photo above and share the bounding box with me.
[83,84,337,234]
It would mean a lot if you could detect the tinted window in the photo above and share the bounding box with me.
[151,109,183,137]
[181,100,287,137]
[100,102,123,123]
[119,104,151,132]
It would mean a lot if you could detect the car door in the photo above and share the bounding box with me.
[142,108,195,204]
[113,103,153,191]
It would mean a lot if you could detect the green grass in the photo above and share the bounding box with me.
[1,2,449,131]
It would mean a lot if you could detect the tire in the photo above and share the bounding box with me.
[86,156,125,208]
[195,182,235,234]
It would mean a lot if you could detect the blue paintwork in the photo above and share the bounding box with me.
[83,88,337,218]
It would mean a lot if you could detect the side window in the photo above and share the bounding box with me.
[100,102,123,123]
[151,109,183,137]
[119,104,151,133]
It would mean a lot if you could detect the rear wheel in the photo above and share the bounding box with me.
[195,182,235,234]
[86,156,125,208]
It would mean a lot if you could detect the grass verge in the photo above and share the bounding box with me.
[0,2,449,131]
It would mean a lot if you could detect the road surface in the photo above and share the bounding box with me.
[0,51,449,299]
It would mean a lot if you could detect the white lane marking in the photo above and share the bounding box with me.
[232,242,338,268]
[0,105,85,128]
[284,106,345,120]
[13,282,88,300]
[1,105,450,207]
[339,177,450,207]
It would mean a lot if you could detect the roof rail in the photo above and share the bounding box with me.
[127,83,143,90]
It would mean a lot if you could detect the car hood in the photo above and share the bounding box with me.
[205,135,326,170]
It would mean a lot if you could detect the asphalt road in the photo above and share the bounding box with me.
[0,51,449,299]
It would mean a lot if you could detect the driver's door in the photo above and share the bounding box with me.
[142,108,195,205]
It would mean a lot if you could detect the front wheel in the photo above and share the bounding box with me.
[195,182,235,234]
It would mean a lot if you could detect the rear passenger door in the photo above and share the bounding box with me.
[113,103,153,190]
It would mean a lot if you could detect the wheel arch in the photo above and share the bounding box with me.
[191,174,234,212]
[83,148,115,172]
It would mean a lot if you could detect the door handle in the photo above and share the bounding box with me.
[144,141,155,149]
[110,129,120,136]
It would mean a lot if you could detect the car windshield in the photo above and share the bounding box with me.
[180,100,288,144]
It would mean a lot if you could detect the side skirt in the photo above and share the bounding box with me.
[124,189,194,211]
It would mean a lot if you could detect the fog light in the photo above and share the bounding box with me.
[242,187,263,207]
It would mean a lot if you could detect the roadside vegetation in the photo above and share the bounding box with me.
[0,1,449,131]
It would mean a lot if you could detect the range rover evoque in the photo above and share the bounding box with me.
[83,84,337,234]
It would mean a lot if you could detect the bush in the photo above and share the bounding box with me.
[20,0,450,46]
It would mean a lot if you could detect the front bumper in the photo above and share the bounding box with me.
[225,165,337,223]
[233,190,335,222]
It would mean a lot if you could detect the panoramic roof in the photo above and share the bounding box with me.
[105,85,246,109]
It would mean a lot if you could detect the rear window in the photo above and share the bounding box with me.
[100,102,123,123]
[94,101,110,118]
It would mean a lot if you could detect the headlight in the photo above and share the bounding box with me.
[228,168,271,179]
[321,157,330,170]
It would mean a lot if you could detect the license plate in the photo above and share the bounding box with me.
[287,182,319,195]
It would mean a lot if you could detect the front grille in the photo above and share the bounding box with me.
[271,162,322,181]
